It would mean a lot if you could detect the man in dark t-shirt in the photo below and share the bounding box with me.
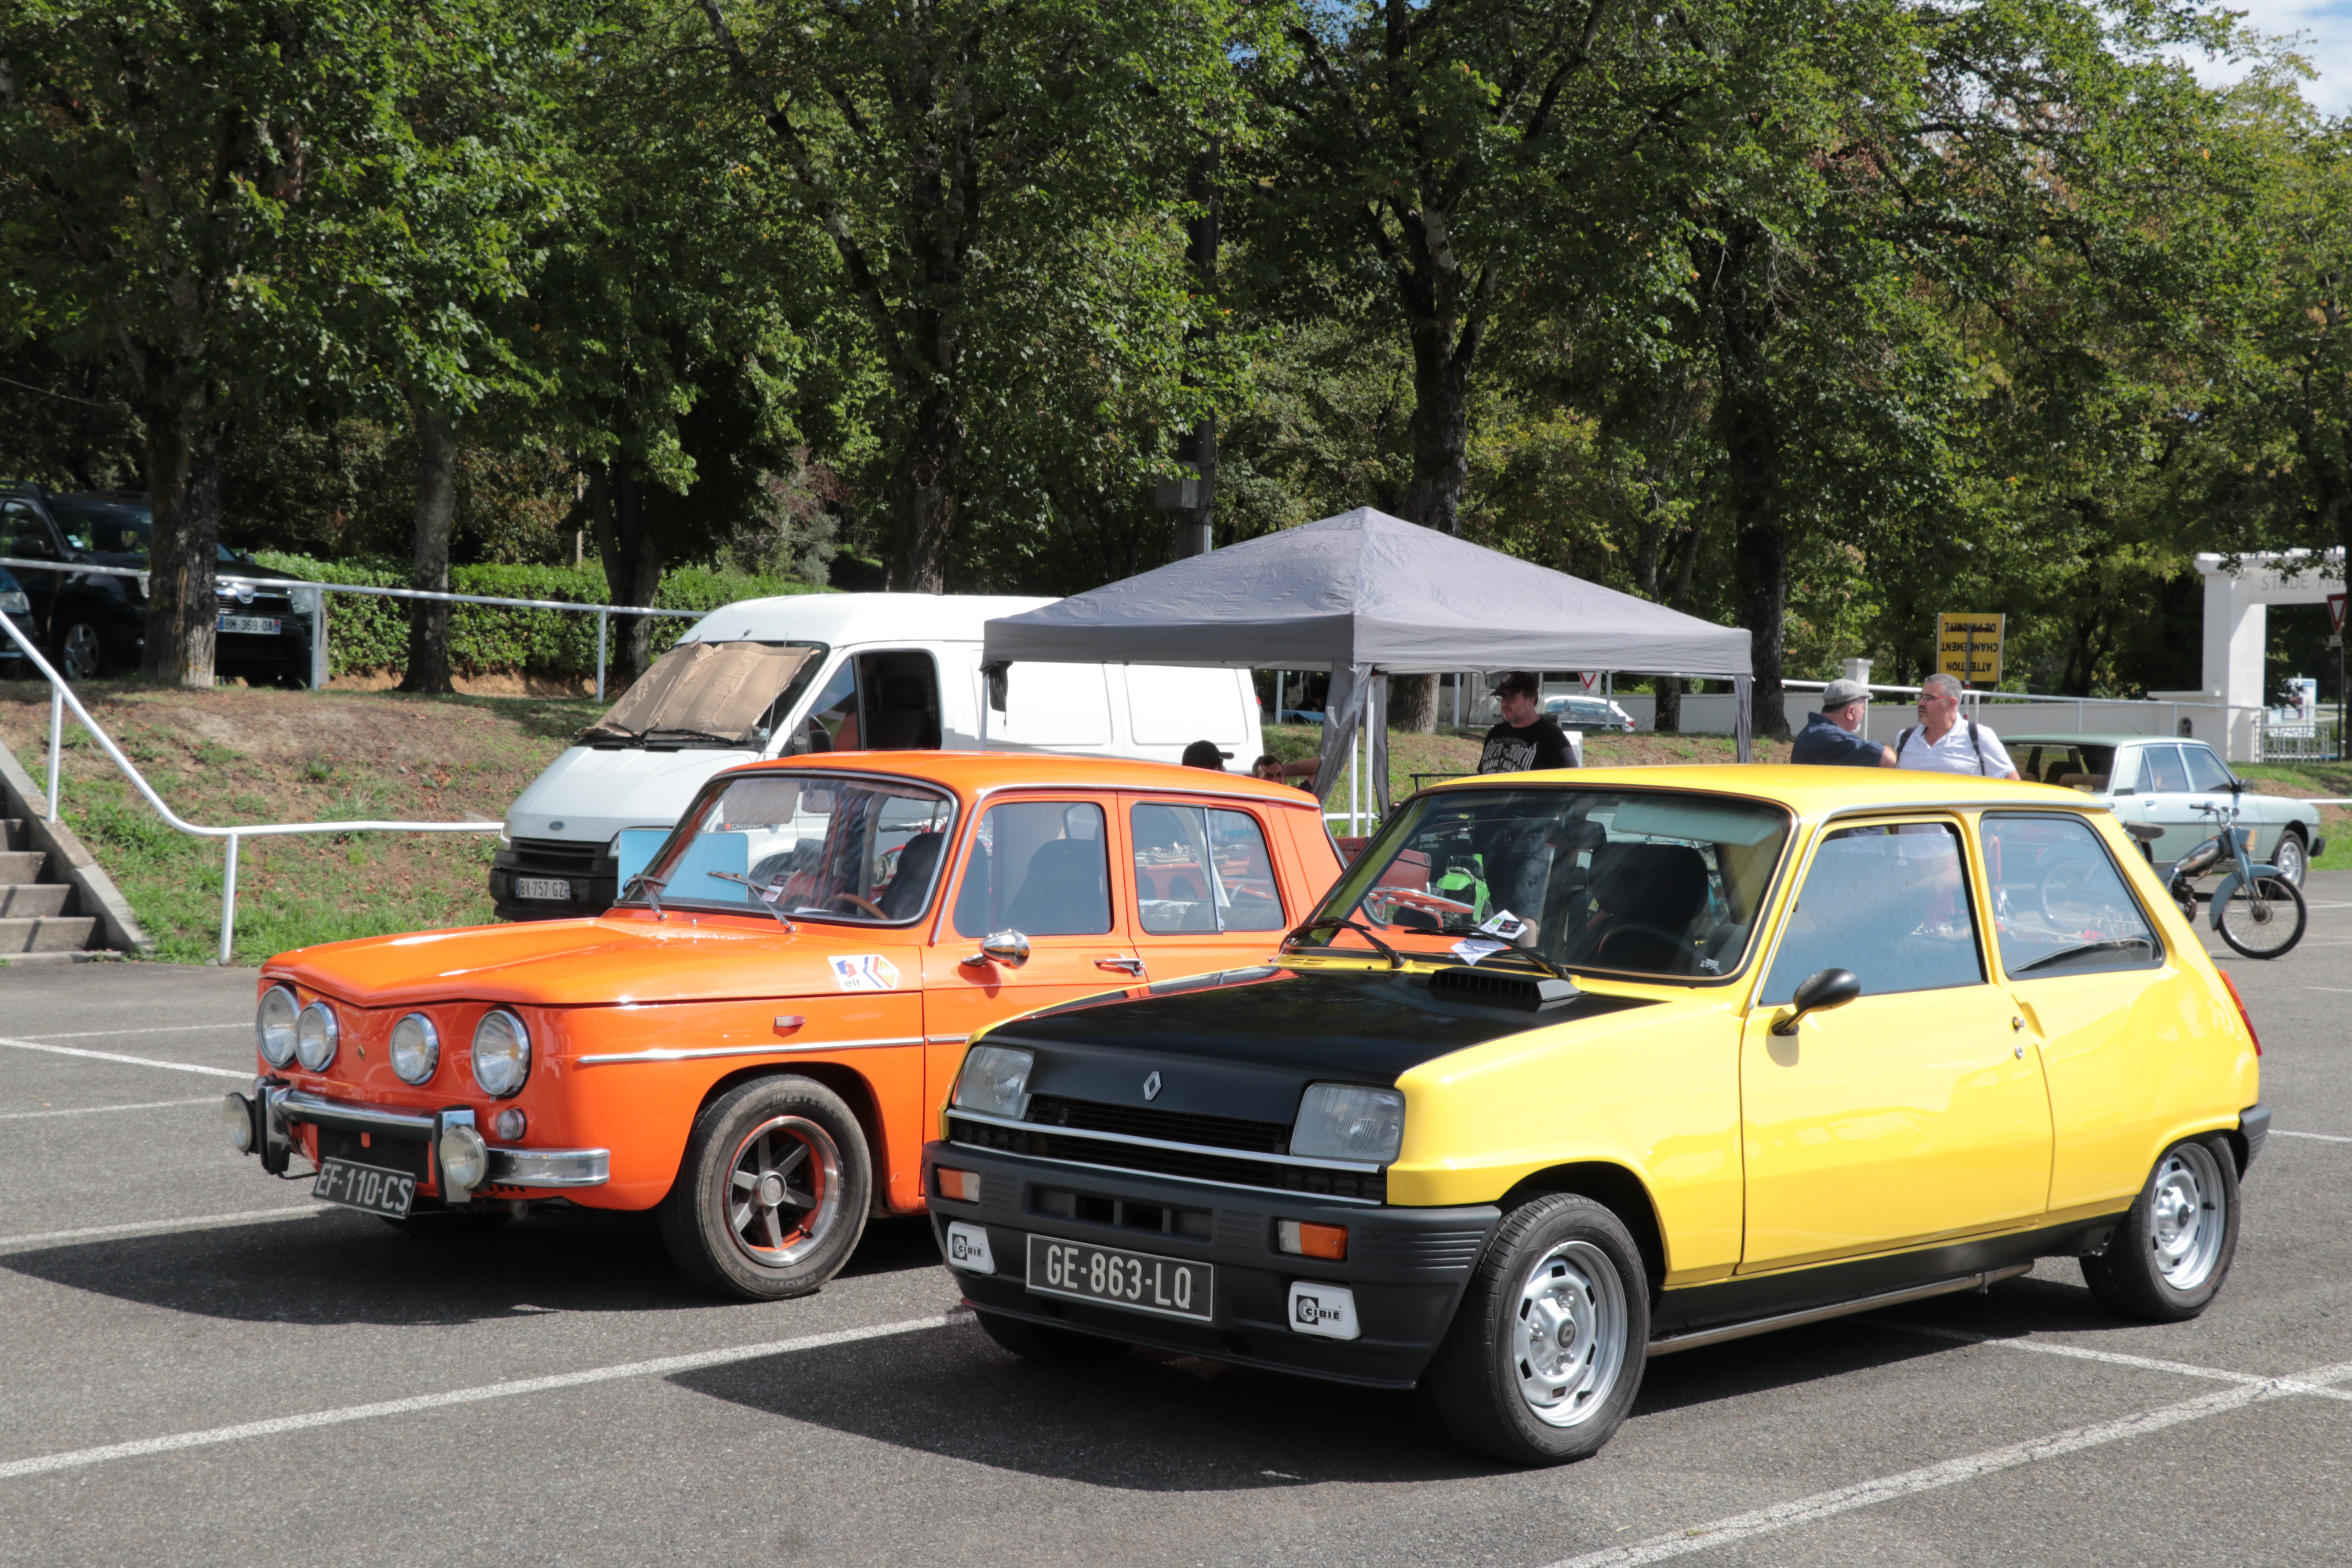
[1791,677,1895,767]
[1477,671,1575,774]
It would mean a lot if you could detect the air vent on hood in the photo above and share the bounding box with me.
[1426,964,1579,1012]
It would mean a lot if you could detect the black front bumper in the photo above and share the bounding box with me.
[489,841,618,922]
[923,1138,1498,1389]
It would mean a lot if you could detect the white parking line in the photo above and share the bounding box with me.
[0,1207,322,1252]
[1546,1359,2352,1568]
[16,1025,251,1039]
[0,1098,217,1122]
[0,1309,974,1481]
[0,1038,249,1080]
[2278,1130,2352,1144]
[1878,1320,2352,1401]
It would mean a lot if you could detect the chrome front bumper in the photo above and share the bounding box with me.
[249,1080,610,1191]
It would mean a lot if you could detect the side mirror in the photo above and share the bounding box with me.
[2124,822,2163,843]
[1771,967,1860,1037]
[962,929,1030,970]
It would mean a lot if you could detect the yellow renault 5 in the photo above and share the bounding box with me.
[923,767,2266,1464]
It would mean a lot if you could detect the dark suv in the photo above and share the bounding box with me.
[0,485,321,686]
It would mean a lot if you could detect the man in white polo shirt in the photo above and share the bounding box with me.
[1895,672,2020,778]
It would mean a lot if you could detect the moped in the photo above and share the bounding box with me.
[2161,784,2307,959]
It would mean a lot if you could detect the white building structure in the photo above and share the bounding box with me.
[2149,549,2344,762]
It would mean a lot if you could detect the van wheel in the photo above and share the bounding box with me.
[659,1075,871,1300]
[2081,1135,2239,1322]
[1425,1193,1648,1465]
[975,1309,1130,1365]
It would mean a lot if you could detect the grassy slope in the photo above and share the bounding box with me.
[0,680,601,964]
[2232,760,2352,871]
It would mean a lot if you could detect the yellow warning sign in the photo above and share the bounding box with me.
[1936,613,2004,686]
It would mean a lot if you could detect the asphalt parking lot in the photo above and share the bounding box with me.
[2,879,2347,1568]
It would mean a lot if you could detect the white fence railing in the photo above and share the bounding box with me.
[0,610,503,964]
[0,557,701,701]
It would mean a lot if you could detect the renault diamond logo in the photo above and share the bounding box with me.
[1142,1071,1162,1102]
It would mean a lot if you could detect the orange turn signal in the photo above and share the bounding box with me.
[936,1166,982,1203]
[1276,1219,1348,1261]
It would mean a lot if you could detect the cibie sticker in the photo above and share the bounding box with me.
[829,954,901,992]
[1287,1280,1361,1340]
[944,1221,995,1275]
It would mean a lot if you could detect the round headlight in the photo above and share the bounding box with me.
[470,1009,531,1097]
[221,1093,255,1154]
[438,1123,489,1194]
[256,985,299,1067]
[389,1013,439,1086]
[294,1001,338,1071]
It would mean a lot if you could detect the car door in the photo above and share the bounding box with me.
[2125,743,2204,866]
[0,499,61,631]
[1978,811,2173,1214]
[1123,796,1294,984]
[2177,743,2260,860]
[1739,817,2053,1272]
[921,795,1143,1065]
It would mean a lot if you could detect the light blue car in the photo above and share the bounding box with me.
[2007,733,2327,886]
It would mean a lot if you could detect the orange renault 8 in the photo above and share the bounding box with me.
[224,753,1343,1299]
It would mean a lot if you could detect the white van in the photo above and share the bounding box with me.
[490,593,1263,920]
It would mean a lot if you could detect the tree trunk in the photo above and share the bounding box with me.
[138,383,224,688]
[884,389,961,593]
[1388,322,1478,734]
[589,456,668,689]
[399,402,458,695]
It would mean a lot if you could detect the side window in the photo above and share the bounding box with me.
[2139,745,2190,794]
[2181,746,2234,795]
[857,650,940,750]
[1980,814,2162,977]
[2,503,54,558]
[1130,804,1285,934]
[953,801,1110,937]
[794,662,859,753]
[1762,822,1983,1005]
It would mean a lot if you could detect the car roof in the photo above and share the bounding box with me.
[2001,733,2205,748]
[713,749,1327,808]
[677,592,1058,646]
[1422,762,2111,816]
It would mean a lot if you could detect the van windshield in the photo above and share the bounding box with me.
[626,771,957,926]
[1295,786,1792,981]
[583,640,826,750]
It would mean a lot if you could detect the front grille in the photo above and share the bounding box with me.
[510,837,603,875]
[947,1114,1386,1202]
[1025,1094,1289,1154]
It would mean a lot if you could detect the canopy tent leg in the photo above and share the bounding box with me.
[1734,675,1754,763]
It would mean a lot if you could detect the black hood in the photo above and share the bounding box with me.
[989,965,1657,1126]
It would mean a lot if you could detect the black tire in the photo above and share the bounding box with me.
[2080,1134,2240,1322]
[1425,1194,1649,1465]
[2216,875,2305,959]
[55,620,107,681]
[974,1308,1131,1365]
[658,1075,871,1301]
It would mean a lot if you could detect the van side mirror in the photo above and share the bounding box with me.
[962,929,1030,969]
[1771,967,1860,1036]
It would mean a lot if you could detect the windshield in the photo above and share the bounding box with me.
[47,500,243,563]
[628,770,956,924]
[1302,786,1793,980]
[584,639,826,750]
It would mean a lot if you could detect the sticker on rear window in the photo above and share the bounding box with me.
[830,955,901,992]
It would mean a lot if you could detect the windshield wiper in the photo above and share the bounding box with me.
[581,726,746,748]
[1281,916,1404,969]
[1466,944,1577,984]
[708,871,798,932]
[622,871,668,922]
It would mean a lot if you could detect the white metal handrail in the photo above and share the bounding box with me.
[0,610,501,964]
[0,556,702,700]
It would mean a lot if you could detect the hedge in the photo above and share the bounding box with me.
[249,555,831,680]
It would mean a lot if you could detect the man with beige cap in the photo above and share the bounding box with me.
[1791,677,1896,767]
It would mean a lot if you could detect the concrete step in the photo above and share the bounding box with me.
[0,848,45,882]
[0,915,96,953]
[0,818,24,851]
[0,884,71,918]
[0,949,117,967]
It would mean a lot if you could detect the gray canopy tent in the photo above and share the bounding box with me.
[981,507,1753,818]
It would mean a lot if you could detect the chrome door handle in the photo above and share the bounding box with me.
[1095,956,1147,977]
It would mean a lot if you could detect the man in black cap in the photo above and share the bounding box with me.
[1791,677,1895,767]
[1181,740,1231,771]
[1477,672,1575,774]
